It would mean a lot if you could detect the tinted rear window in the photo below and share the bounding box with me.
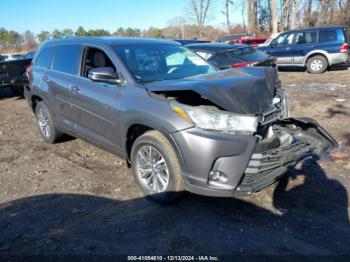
[319,29,338,42]
[35,47,53,68]
[226,47,269,62]
[52,45,81,75]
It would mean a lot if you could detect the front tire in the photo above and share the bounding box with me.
[131,130,184,203]
[307,55,328,74]
[35,101,61,143]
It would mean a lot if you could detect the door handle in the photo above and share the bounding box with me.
[71,85,80,94]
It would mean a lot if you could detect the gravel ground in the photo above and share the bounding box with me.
[0,69,350,256]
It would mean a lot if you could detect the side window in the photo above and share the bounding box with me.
[35,47,53,68]
[166,52,186,66]
[319,30,338,42]
[276,33,295,46]
[294,31,317,45]
[52,45,81,75]
[294,32,305,44]
[226,49,243,60]
[81,47,116,78]
[305,31,317,43]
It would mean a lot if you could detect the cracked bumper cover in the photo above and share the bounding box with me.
[173,117,337,197]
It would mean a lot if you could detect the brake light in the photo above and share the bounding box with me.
[340,43,348,53]
[232,62,251,68]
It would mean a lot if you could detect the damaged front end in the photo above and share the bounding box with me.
[146,67,337,196]
[235,117,337,195]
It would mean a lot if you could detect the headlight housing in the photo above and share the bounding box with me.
[171,103,258,134]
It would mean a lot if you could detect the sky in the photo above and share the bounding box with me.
[1,0,243,33]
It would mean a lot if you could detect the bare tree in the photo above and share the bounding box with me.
[240,0,247,32]
[222,0,233,33]
[247,0,257,33]
[271,0,277,34]
[166,16,186,39]
[188,0,214,37]
[304,0,313,26]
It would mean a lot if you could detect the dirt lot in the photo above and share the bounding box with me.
[1,69,350,257]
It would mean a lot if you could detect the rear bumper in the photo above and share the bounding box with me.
[180,117,337,197]
[328,52,349,66]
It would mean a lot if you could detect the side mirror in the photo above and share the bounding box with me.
[270,40,277,48]
[88,67,121,84]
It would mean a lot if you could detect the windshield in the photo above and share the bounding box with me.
[113,44,216,82]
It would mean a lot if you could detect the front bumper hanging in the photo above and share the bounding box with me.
[235,117,337,195]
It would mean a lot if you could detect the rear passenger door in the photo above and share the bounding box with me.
[289,30,318,65]
[31,46,54,99]
[47,44,82,131]
[70,46,123,154]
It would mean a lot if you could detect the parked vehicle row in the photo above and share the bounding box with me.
[177,26,349,74]
[258,26,349,73]
[24,37,336,203]
[186,43,276,70]
[232,36,268,47]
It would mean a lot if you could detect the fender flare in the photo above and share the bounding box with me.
[123,118,188,172]
[303,50,330,66]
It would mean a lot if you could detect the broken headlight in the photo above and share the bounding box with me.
[171,103,258,134]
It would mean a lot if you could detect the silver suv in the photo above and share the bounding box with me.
[24,37,336,202]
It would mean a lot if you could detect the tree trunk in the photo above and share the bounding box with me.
[305,0,313,26]
[225,0,231,34]
[271,0,277,34]
[247,0,257,34]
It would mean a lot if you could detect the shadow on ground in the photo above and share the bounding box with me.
[278,66,348,73]
[0,157,349,256]
[327,104,350,118]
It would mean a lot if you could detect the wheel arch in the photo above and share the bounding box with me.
[304,51,330,66]
[30,94,43,113]
[124,120,187,171]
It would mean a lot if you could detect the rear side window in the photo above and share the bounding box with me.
[319,30,338,42]
[294,31,317,44]
[35,47,53,68]
[52,45,81,75]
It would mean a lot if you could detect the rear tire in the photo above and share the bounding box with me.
[35,101,62,143]
[131,130,184,203]
[307,55,328,74]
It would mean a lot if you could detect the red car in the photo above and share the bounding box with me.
[233,36,268,47]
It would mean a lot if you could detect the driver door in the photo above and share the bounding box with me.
[266,32,296,65]
[70,46,123,153]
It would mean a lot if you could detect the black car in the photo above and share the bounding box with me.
[0,54,33,96]
[186,43,276,70]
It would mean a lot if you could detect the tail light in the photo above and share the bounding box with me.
[340,43,348,53]
[232,62,250,68]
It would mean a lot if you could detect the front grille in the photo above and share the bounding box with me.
[236,140,312,194]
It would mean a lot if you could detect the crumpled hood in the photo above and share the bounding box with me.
[145,67,279,115]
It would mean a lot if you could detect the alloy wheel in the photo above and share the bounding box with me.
[37,107,51,138]
[135,145,169,193]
